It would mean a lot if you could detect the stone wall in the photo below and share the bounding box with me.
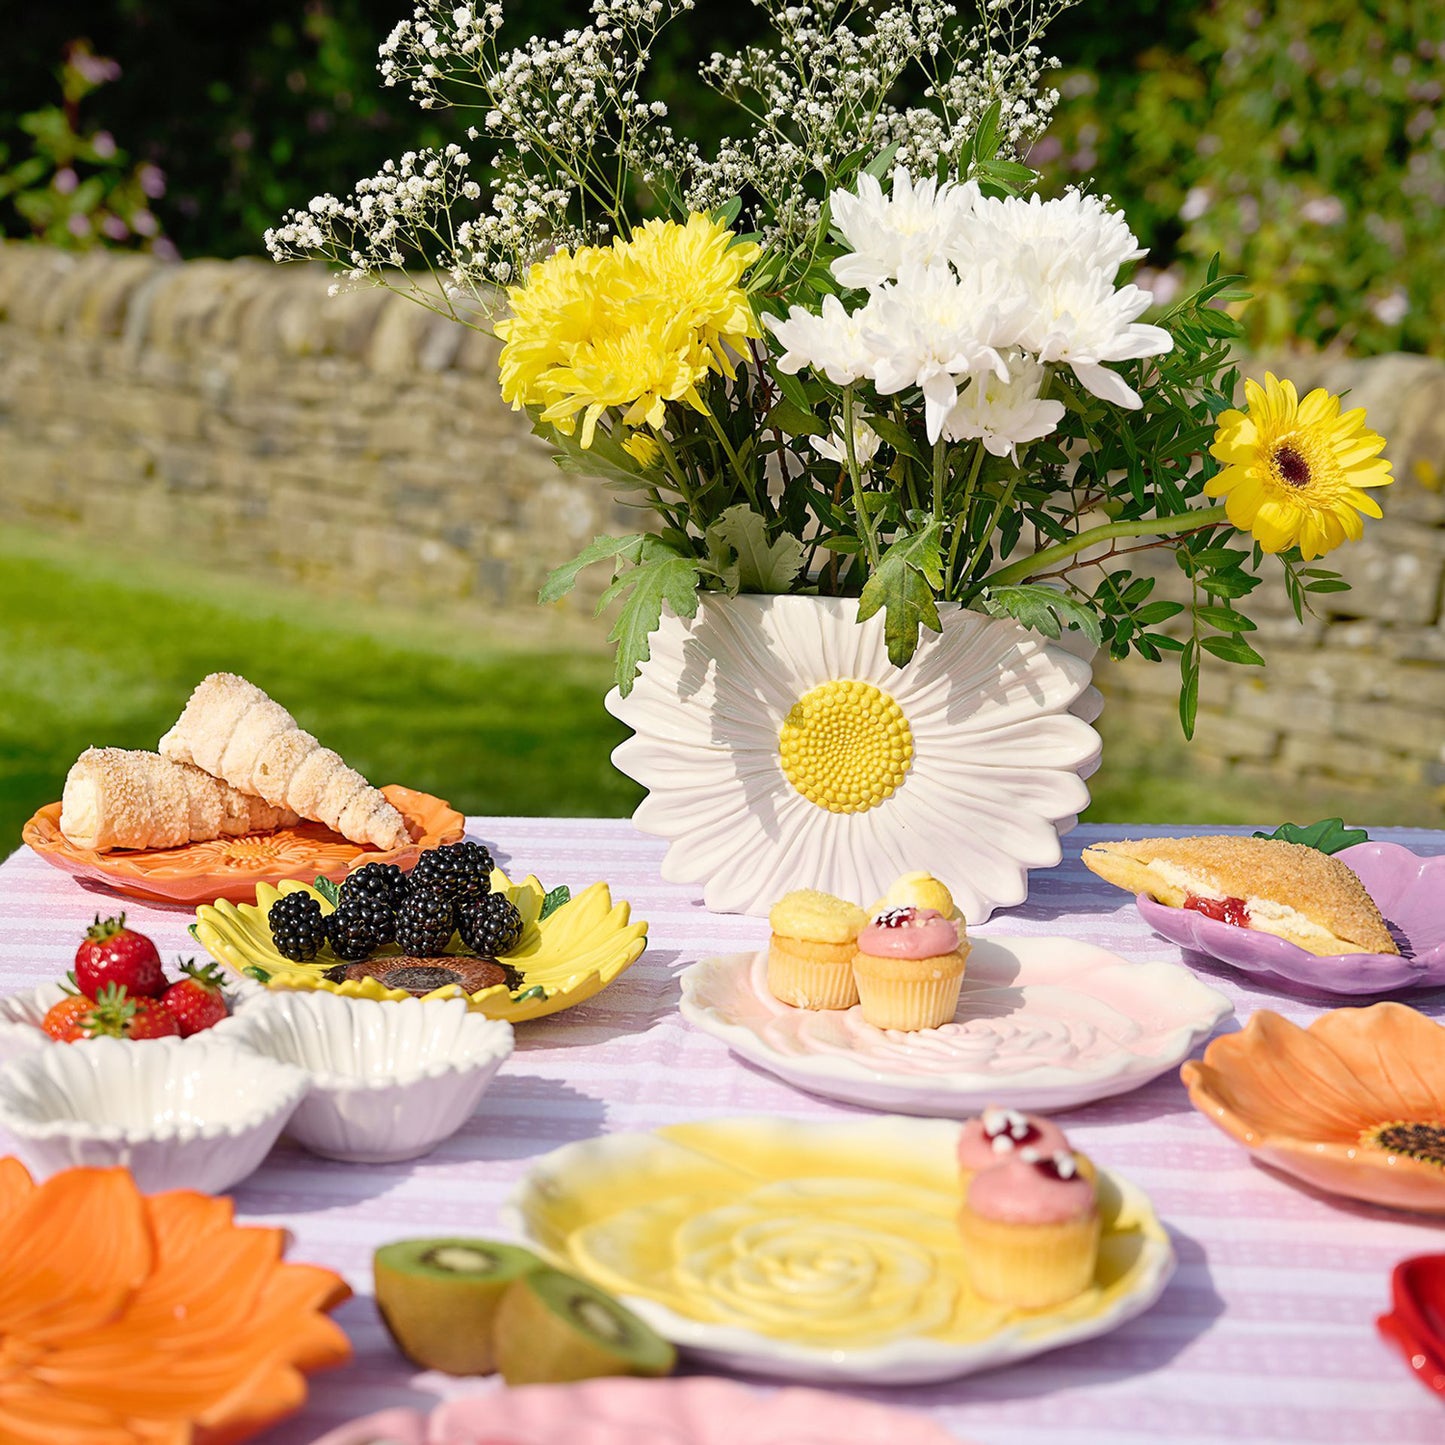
[0,242,631,616]
[1,243,1443,815]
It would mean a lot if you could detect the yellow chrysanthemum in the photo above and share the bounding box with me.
[540,313,710,448]
[621,213,763,377]
[495,214,760,449]
[1206,373,1393,559]
[621,432,663,468]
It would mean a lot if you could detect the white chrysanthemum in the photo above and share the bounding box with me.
[965,190,1146,280]
[764,294,877,385]
[810,416,882,467]
[830,167,982,291]
[942,351,1065,458]
[860,265,1025,443]
[1003,253,1173,409]
[607,596,1101,921]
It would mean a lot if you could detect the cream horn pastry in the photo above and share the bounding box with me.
[159,672,410,850]
[60,747,299,852]
[1081,835,1397,957]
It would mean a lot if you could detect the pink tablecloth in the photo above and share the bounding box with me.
[2,820,1443,1445]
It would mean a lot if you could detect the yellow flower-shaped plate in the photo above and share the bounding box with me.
[192,871,647,1024]
[504,1114,1175,1384]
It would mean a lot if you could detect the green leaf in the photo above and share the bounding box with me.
[1252,818,1369,855]
[710,196,743,229]
[862,141,901,181]
[981,584,1104,648]
[1194,605,1257,632]
[539,884,571,920]
[973,100,1001,161]
[539,533,648,605]
[1179,641,1200,739]
[1133,601,1186,627]
[1304,578,1352,594]
[764,398,826,438]
[857,521,944,666]
[863,414,924,464]
[243,965,272,984]
[313,876,341,907]
[704,505,806,593]
[1200,634,1265,666]
[774,367,814,414]
[600,540,703,694]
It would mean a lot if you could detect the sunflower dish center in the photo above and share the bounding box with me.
[778,680,914,813]
[1360,1120,1445,1168]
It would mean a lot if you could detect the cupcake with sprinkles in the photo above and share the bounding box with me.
[958,1108,1070,1182]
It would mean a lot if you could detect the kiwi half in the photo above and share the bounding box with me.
[373,1238,541,1375]
[493,1267,676,1385]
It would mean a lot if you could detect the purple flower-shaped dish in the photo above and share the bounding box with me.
[1136,841,1445,997]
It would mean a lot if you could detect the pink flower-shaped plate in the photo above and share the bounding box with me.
[1378,1253,1445,1398]
[305,1377,969,1445]
[1136,842,1445,996]
[679,937,1231,1114]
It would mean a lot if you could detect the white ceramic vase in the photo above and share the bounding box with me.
[605,595,1103,921]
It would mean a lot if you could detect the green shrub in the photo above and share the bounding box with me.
[1038,0,1445,357]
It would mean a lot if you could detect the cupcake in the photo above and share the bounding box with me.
[957,1151,1100,1310]
[868,871,959,921]
[766,889,869,1010]
[851,906,969,1031]
[957,1108,1070,1179]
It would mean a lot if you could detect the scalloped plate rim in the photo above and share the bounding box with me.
[21,784,466,904]
[503,1116,1177,1385]
[678,938,1232,1114]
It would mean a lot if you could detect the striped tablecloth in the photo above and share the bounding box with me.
[2,820,1443,1445]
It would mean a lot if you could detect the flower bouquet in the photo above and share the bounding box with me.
[269,0,1393,915]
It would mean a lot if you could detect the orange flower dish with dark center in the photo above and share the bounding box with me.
[0,1159,351,1443]
[1182,1003,1445,1214]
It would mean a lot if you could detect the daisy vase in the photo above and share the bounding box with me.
[606,596,1103,921]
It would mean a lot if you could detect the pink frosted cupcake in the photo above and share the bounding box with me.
[851,906,969,1031]
[957,1151,1100,1310]
[957,1108,1070,1180]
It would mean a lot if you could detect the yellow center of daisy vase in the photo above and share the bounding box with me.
[778,680,913,813]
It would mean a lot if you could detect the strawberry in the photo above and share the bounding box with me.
[41,994,97,1043]
[160,961,230,1037]
[79,984,181,1041]
[74,914,166,1001]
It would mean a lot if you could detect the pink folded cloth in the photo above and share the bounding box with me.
[306,1377,968,1445]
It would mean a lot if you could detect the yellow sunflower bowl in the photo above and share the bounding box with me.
[192,871,647,1024]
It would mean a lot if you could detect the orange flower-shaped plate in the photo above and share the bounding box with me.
[0,1156,350,1443]
[22,785,465,906]
[1182,1003,1445,1214]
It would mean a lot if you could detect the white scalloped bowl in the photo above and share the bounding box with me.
[222,990,513,1164]
[0,1034,307,1193]
[0,975,266,1065]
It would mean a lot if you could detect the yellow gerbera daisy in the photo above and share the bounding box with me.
[1206,372,1392,560]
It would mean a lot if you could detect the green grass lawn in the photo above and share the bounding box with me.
[0,529,641,854]
[0,526,1425,856]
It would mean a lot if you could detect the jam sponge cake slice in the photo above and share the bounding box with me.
[1081,835,1397,958]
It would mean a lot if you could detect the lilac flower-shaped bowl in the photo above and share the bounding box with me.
[1136,842,1445,996]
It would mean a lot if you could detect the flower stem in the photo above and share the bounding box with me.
[842,385,881,571]
[974,504,1232,595]
[702,406,760,513]
[946,442,987,597]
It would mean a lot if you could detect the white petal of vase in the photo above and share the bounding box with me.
[606,595,1102,921]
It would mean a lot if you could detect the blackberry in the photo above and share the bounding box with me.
[456,893,524,957]
[325,902,384,963]
[394,888,457,956]
[408,841,494,904]
[268,892,327,962]
[341,862,408,911]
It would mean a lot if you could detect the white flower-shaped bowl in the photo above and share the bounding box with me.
[223,990,513,1164]
[0,1035,307,1193]
[0,975,265,1065]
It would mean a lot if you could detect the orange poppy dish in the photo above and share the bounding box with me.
[21,785,465,906]
[1182,1004,1445,1214]
[0,1157,351,1443]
